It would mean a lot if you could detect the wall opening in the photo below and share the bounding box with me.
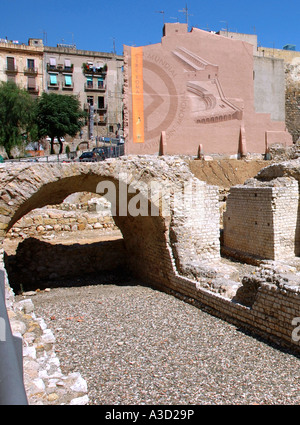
[2,175,174,294]
[3,191,128,293]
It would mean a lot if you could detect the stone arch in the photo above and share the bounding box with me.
[0,157,221,289]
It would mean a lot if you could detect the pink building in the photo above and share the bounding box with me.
[123,23,292,156]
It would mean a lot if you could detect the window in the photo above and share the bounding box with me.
[98,77,104,88]
[98,96,104,109]
[64,59,71,70]
[49,74,57,85]
[49,57,56,68]
[86,76,93,88]
[27,59,34,69]
[64,75,72,86]
[7,57,15,71]
[27,76,36,90]
[87,96,94,106]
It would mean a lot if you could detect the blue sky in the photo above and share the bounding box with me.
[1,0,300,55]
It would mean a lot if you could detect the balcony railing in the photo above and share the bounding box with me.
[62,84,74,91]
[47,81,60,90]
[84,83,106,92]
[5,66,18,74]
[24,67,38,75]
[47,63,73,73]
[27,85,39,94]
[82,63,107,76]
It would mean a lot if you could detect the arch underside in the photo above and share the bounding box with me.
[0,160,220,289]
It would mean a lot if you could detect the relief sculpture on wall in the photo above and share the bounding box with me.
[173,47,243,124]
[124,24,292,155]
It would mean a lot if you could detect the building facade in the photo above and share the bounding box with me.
[43,45,124,140]
[0,37,44,98]
[123,23,292,157]
[0,37,124,144]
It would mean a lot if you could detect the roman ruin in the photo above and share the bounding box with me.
[2,156,300,357]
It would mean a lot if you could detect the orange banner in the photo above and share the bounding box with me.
[131,47,144,143]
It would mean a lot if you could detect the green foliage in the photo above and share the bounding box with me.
[35,93,85,154]
[0,81,35,158]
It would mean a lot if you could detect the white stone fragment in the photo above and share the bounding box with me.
[69,395,89,405]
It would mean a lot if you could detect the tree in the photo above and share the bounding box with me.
[35,93,85,154]
[0,81,36,158]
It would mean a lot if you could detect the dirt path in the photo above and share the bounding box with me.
[189,159,271,188]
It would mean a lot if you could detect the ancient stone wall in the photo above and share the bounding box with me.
[3,157,300,361]
[223,177,299,261]
[0,158,221,286]
[157,263,300,353]
[5,238,126,292]
[7,205,117,239]
[286,79,300,143]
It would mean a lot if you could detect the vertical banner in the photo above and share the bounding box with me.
[131,47,144,143]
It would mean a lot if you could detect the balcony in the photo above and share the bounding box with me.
[5,66,18,74]
[47,63,73,73]
[84,83,106,92]
[27,85,39,95]
[47,81,60,90]
[96,105,107,112]
[62,83,74,91]
[82,63,107,76]
[24,67,38,75]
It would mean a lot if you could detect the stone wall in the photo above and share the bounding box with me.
[223,177,299,261]
[156,262,300,353]
[286,78,300,143]
[5,237,126,292]
[7,200,117,239]
[3,157,300,367]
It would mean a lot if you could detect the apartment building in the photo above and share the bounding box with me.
[0,37,124,141]
[43,44,124,139]
[0,37,44,98]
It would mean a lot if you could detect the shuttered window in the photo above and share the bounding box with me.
[7,57,15,71]
[50,74,57,85]
[65,75,72,86]
[27,76,36,88]
[86,76,93,87]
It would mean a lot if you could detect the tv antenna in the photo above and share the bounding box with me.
[155,10,165,24]
[220,21,229,36]
[179,3,193,26]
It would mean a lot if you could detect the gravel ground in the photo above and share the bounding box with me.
[29,273,300,405]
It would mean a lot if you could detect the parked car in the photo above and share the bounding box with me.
[79,151,94,162]
[92,147,106,160]
[79,150,105,162]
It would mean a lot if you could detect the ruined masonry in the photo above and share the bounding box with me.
[3,156,300,404]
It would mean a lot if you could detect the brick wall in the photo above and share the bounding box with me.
[4,237,126,292]
[148,254,300,353]
[169,180,220,273]
[223,178,299,261]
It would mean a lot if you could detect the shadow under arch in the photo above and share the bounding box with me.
[2,169,176,290]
